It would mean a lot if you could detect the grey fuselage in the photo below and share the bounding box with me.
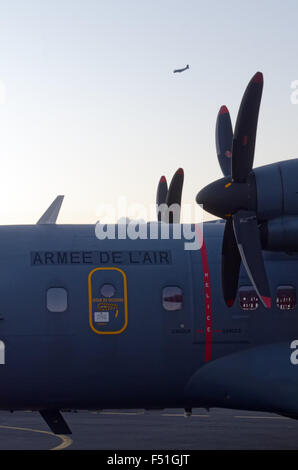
[0,221,296,412]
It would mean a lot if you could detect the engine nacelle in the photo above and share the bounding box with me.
[254,158,298,220]
[261,216,298,252]
[255,159,298,252]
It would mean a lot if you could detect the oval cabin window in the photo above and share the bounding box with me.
[100,283,116,298]
[162,286,183,311]
[276,286,296,310]
[239,286,259,310]
[47,287,68,312]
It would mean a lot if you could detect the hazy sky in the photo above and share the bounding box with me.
[0,0,297,224]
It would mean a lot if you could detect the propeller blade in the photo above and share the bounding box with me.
[222,218,241,307]
[232,72,263,182]
[232,210,271,308]
[156,176,168,222]
[216,106,233,177]
[166,168,184,223]
[156,176,168,206]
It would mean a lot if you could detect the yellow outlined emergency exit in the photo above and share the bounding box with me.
[88,267,128,335]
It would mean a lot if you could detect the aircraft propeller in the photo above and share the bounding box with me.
[215,105,233,177]
[156,176,168,222]
[196,72,271,309]
[156,168,184,223]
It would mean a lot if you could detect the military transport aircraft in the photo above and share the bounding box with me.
[173,64,189,73]
[0,71,297,436]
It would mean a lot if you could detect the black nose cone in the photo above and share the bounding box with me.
[196,178,230,218]
[196,177,253,219]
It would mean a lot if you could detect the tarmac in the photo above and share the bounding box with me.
[0,408,297,450]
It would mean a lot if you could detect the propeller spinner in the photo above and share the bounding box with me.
[197,72,271,309]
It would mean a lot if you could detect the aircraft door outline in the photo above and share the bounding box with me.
[88,267,128,335]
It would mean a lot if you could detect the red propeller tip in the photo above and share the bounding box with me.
[261,296,271,308]
[219,105,229,115]
[252,72,263,83]
[226,299,235,307]
[176,168,184,175]
[160,176,167,183]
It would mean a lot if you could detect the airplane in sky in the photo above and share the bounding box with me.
[0,71,297,436]
[173,64,189,73]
